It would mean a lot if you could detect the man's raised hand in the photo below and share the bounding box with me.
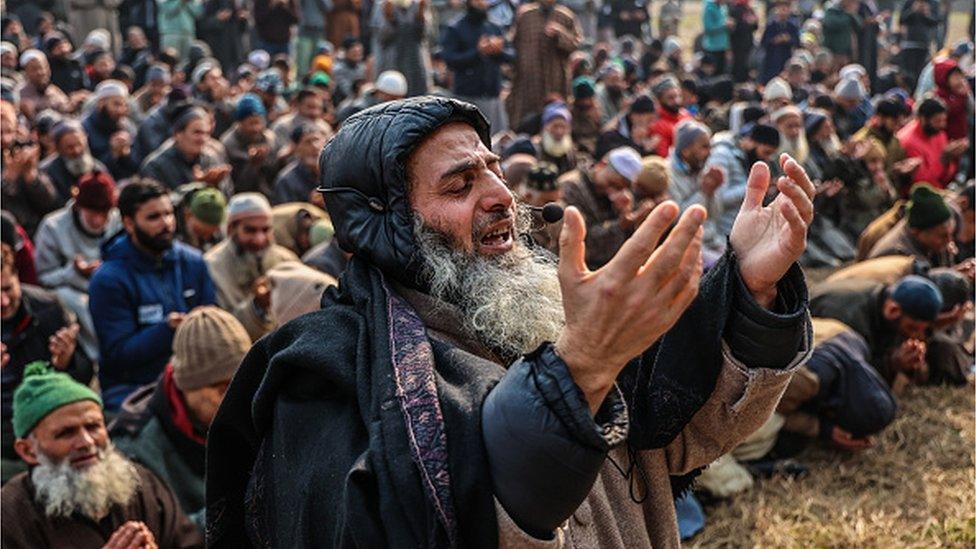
[555,202,705,413]
[730,154,814,308]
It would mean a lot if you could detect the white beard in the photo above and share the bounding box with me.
[542,132,573,158]
[30,444,141,521]
[64,153,94,177]
[819,133,842,157]
[414,206,565,360]
[779,133,809,164]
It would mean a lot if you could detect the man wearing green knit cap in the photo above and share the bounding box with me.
[1,362,203,548]
[176,185,227,253]
[868,183,957,267]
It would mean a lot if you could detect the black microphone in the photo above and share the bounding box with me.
[526,202,564,224]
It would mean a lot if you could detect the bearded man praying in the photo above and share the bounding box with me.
[207,97,816,548]
[1,362,203,548]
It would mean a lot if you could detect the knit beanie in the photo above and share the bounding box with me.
[906,183,952,230]
[927,268,972,311]
[636,156,669,199]
[748,123,781,148]
[501,136,537,159]
[572,76,596,100]
[674,120,710,155]
[890,275,943,322]
[75,171,117,211]
[13,361,102,438]
[171,307,251,391]
[226,192,272,225]
[189,187,227,226]
[235,93,266,121]
[763,77,792,102]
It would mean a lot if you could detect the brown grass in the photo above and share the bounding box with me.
[691,384,975,548]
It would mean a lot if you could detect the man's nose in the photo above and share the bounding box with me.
[76,429,96,450]
[478,174,514,213]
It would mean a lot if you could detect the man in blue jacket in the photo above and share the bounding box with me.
[440,0,515,132]
[89,180,216,410]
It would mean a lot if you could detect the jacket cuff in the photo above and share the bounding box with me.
[726,257,811,370]
[526,343,629,451]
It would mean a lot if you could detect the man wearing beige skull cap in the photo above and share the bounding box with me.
[204,193,299,340]
[110,306,252,528]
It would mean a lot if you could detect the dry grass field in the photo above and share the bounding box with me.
[692,384,975,547]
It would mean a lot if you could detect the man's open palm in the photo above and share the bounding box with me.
[730,154,814,306]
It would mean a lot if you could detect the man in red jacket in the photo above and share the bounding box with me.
[897,96,968,190]
[648,76,691,158]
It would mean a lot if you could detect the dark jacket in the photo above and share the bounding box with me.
[1,463,203,548]
[134,103,173,164]
[759,19,799,84]
[810,279,897,381]
[1,285,93,459]
[440,11,513,98]
[88,234,216,406]
[140,141,228,191]
[254,0,299,44]
[272,160,318,205]
[82,108,139,166]
[110,367,207,521]
[802,329,896,438]
[0,171,59,236]
[301,239,349,278]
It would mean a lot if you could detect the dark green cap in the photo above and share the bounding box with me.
[13,361,102,438]
[907,183,952,230]
[189,187,227,226]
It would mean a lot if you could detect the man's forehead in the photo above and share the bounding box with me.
[420,122,486,153]
[37,401,103,433]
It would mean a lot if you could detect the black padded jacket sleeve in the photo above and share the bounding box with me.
[725,260,810,370]
[482,343,629,539]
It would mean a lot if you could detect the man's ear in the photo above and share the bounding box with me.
[122,215,135,235]
[882,298,901,322]
[14,437,39,466]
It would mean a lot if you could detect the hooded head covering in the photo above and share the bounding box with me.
[933,58,968,139]
[319,97,490,290]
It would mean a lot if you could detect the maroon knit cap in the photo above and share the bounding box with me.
[75,171,117,212]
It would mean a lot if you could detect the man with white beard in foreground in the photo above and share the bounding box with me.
[1,362,203,548]
[207,97,816,548]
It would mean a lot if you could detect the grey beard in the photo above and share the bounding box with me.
[413,206,564,360]
[64,153,94,177]
[819,134,842,157]
[30,444,141,521]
